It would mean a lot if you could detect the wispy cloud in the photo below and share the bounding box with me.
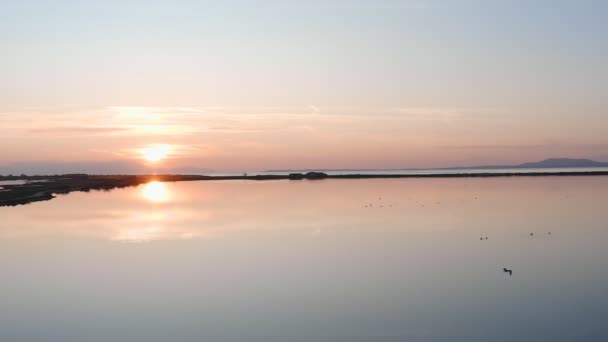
[3,105,607,172]
[29,126,131,135]
[308,105,320,114]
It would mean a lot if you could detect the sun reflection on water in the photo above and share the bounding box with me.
[142,181,170,203]
[113,225,163,243]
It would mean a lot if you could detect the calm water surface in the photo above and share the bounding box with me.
[1,177,607,341]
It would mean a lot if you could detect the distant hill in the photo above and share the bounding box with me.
[473,158,608,170]
[514,158,608,168]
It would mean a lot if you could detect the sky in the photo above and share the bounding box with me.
[1,0,607,174]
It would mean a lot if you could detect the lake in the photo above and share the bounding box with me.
[1,177,607,341]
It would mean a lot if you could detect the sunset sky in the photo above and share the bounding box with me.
[1,0,606,174]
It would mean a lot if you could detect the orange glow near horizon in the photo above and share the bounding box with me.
[141,144,171,162]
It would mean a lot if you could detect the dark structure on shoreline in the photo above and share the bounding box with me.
[288,172,329,180]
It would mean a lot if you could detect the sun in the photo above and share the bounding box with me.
[141,144,171,162]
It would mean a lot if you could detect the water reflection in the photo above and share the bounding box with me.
[113,225,163,243]
[112,211,168,243]
[0,178,608,341]
[141,181,170,202]
[1,177,608,243]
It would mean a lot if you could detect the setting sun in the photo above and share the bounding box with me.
[141,144,171,162]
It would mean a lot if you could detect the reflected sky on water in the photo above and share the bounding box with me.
[1,177,607,341]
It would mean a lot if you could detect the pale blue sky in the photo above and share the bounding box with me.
[0,1,607,172]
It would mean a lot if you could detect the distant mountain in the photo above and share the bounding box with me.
[472,158,608,170]
[514,158,608,168]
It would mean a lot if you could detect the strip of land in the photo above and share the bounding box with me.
[2,171,608,207]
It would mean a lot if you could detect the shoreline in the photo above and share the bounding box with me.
[2,171,608,207]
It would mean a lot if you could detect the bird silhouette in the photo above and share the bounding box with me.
[503,268,513,276]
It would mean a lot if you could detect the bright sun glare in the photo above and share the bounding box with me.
[141,144,171,162]
[142,181,170,202]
